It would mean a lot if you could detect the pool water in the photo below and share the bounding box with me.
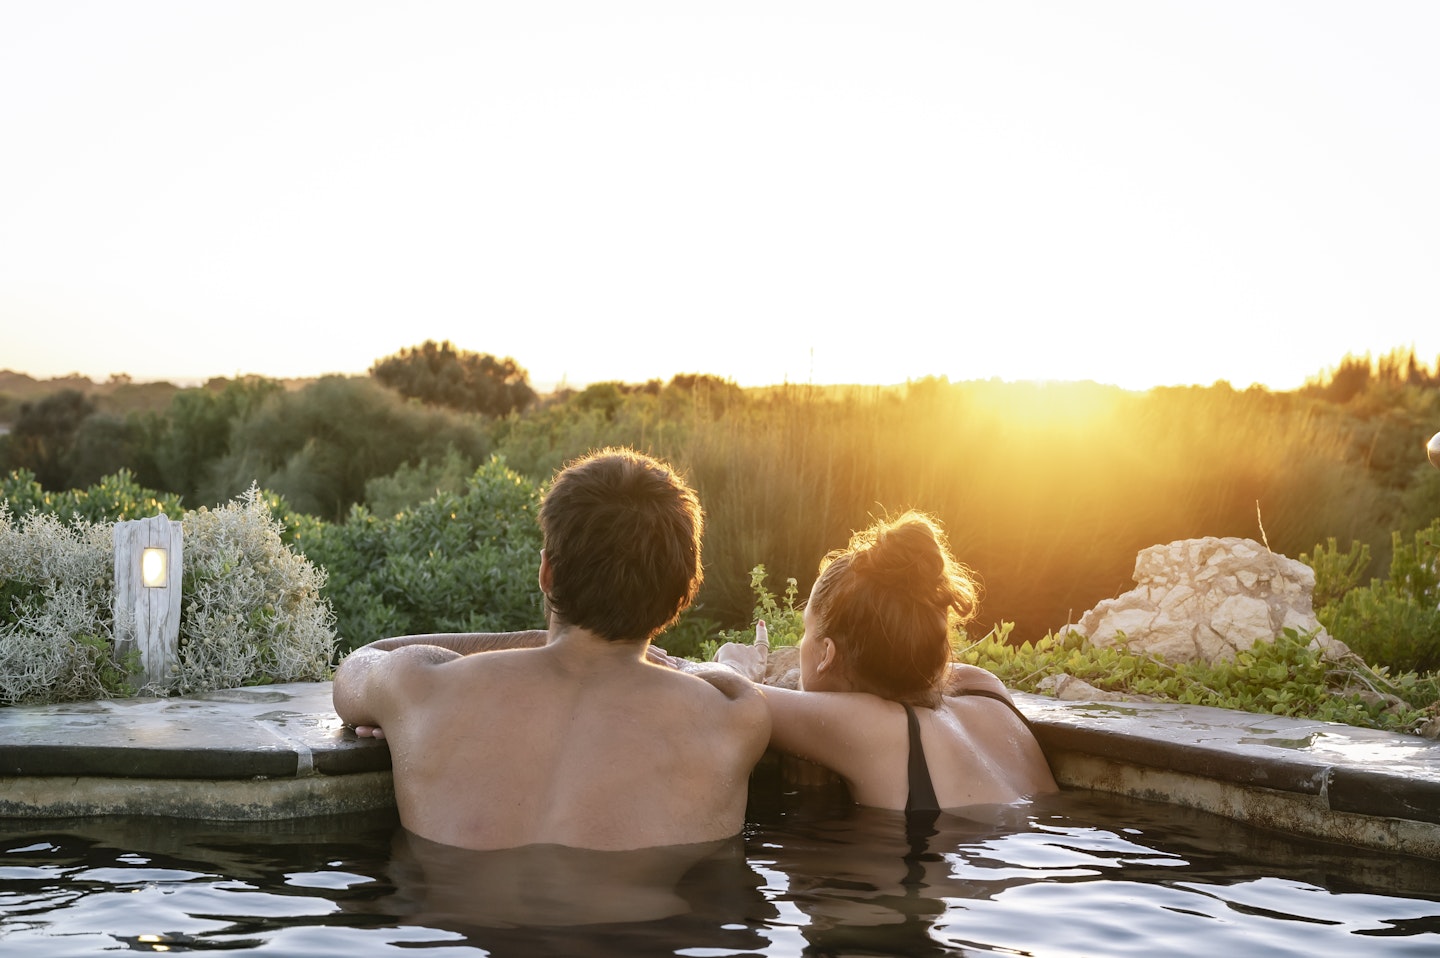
[2,780,1438,957]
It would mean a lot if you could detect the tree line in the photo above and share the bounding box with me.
[3,342,1439,651]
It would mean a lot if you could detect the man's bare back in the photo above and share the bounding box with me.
[335,629,770,850]
[332,448,769,851]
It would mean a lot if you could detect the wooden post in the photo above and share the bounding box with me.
[113,515,183,688]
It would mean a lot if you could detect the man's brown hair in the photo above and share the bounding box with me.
[539,447,704,642]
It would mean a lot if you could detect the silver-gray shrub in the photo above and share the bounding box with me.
[170,486,336,694]
[0,486,337,704]
[0,506,120,704]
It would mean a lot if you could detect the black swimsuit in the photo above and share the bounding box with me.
[902,690,1036,817]
[902,690,1038,881]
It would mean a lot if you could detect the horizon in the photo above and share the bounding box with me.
[4,338,1434,398]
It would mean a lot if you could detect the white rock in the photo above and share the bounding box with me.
[1058,536,1339,664]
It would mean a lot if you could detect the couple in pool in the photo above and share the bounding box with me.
[333,447,1055,853]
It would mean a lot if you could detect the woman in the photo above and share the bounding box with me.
[716,511,1056,818]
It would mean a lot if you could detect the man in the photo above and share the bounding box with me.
[333,447,770,851]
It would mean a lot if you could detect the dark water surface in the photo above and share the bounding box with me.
[2,782,1438,957]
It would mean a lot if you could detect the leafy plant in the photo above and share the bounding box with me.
[1310,518,1440,674]
[0,468,184,524]
[206,375,493,521]
[363,446,476,518]
[1301,537,1372,609]
[695,564,805,662]
[297,456,545,652]
[960,626,1435,734]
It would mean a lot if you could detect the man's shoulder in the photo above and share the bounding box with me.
[673,661,760,702]
[664,664,770,741]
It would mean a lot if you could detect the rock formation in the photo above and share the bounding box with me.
[1054,536,1345,663]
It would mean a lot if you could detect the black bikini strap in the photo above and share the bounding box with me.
[903,703,941,816]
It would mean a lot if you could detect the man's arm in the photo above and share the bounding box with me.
[331,643,451,730]
[360,631,548,655]
[332,631,547,735]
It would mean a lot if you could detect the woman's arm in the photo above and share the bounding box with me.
[757,684,893,786]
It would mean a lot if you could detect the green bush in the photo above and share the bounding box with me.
[298,456,545,652]
[0,468,184,524]
[363,446,476,518]
[1312,519,1440,673]
[1301,537,1372,609]
[206,376,493,521]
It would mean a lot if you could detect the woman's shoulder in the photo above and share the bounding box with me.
[942,663,1013,700]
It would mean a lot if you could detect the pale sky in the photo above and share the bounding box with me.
[2,2,1437,392]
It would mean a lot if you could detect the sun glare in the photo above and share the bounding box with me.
[960,379,1129,433]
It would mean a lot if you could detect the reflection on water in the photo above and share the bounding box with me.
[2,780,1439,957]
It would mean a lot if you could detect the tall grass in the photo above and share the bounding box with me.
[519,379,1404,643]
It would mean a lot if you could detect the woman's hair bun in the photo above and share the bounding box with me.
[845,511,977,623]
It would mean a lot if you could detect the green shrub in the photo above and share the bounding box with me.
[0,468,184,524]
[1301,537,1372,609]
[363,446,476,517]
[1311,519,1440,674]
[695,564,805,662]
[205,376,493,521]
[298,456,545,652]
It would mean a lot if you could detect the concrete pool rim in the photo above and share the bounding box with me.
[1,682,1437,860]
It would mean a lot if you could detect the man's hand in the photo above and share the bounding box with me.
[713,620,769,682]
[645,645,684,669]
[351,724,385,740]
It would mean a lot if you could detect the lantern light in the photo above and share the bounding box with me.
[141,547,168,588]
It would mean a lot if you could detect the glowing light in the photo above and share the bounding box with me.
[141,547,168,588]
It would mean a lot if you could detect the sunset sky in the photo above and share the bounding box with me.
[3,2,1438,392]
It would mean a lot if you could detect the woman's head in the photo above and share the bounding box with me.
[802,511,979,705]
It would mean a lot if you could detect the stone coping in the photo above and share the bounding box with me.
[1013,692,1440,859]
[1014,693,1440,826]
[1,682,1438,858]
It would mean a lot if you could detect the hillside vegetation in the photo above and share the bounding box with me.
[3,344,1440,715]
